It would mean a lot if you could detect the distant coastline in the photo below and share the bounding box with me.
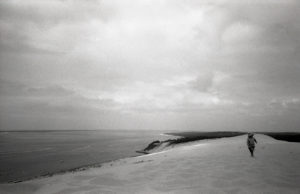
[256,132,300,142]
[165,131,300,143]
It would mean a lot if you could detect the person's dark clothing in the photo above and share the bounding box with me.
[247,136,257,157]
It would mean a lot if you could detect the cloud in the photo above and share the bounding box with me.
[0,0,300,131]
[222,21,262,46]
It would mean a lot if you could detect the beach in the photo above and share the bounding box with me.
[1,134,299,194]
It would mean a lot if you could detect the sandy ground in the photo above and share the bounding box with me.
[0,134,299,194]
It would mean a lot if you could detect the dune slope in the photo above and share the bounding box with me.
[0,134,299,194]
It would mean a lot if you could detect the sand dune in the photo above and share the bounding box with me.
[0,134,299,194]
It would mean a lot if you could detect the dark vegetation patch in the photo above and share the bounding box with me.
[143,140,162,151]
[258,132,300,143]
[166,131,246,144]
[139,131,246,153]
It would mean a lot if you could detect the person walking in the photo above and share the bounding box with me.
[247,133,257,157]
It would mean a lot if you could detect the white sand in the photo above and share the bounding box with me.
[1,135,299,194]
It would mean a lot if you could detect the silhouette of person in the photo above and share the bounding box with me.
[247,133,257,157]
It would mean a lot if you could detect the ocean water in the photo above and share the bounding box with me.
[0,130,171,183]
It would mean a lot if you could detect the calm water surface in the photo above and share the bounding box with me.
[0,130,171,183]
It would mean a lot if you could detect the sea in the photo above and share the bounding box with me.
[0,129,172,183]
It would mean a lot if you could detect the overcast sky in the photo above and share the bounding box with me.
[0,0,300,131]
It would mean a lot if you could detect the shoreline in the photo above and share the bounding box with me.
[1,153,142,184]
[4,162,103,184]
[0,132,209,184]
[1,135,207,185]
[0,130,169,184]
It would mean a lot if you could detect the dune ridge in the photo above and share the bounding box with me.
[0,134,299,194]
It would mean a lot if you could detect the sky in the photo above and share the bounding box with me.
[0,0,300,131]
